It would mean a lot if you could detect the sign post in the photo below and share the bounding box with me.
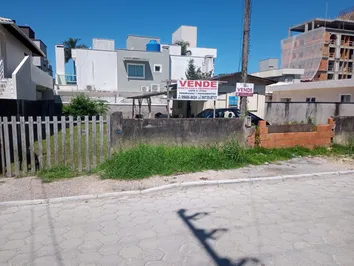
[236,83,254,97]
[177,80,219,101]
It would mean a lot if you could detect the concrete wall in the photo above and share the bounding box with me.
[92,39,115,51]
[272,87,354,102]
[170,56,206,80]
[126,36,160,51]
[75,48,118,92]
[55,45,65,84]
[110,112,249,149]
[172,26,197,48]
[333,116,354,145]
[12,56,36,100]
[265,102,354,125]
[116,48,169,97]
[31,63,53,90]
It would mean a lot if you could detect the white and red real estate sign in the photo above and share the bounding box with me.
[177,80,219,101]
[236,83,254,97]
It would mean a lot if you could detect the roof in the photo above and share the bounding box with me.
[127,91,169,99]
[212,72,277,85]
[0,17,45,57]
[289,18,354,33]
[251,68,304,79]
[269,78,354,93]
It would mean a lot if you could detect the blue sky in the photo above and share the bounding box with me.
[2,0,353,75]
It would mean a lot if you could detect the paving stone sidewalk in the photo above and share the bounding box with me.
[0,174,354,266]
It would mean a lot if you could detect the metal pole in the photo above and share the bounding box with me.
[138,99,142,117]
[240,0,251,117]
[166,80,171,119]
[213,100,216,118]
[132,98,135,118]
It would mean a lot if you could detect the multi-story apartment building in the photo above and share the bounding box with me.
[282,13,354,81]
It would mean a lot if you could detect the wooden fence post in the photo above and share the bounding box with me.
[3,117,12,177]
[0,118,6,176]
[20,116,27,175]
[37,116,43,170]
[28,117,35,174]
[11,116,20,177]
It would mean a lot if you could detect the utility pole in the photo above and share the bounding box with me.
[240,0,251,116]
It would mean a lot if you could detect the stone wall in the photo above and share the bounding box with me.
[248,119,334,149]
[333,116,354,145]
[110,112,250,149]
[265,102,354,125]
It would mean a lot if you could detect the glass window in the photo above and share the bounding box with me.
[306,97,316,102]
[341,95,351,103]
[127,64,145,78]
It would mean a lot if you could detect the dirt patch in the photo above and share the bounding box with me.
[0,156,353,202]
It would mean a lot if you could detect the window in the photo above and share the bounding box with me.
[281,98,291,102]
[154,64,162,73]
[340,94,351,103]
[177,101,183,109]
[306,97,316,102]
[127,63,145,79]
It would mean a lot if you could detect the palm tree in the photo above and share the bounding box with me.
[174,40,191,56]
[63,38,88,79]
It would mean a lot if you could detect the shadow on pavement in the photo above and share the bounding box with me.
[177,209,264,266]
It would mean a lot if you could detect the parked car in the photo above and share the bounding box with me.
[195,108,269,125]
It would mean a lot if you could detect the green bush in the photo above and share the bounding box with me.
[63,94,109,116]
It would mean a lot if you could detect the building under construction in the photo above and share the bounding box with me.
[282,10,354,81]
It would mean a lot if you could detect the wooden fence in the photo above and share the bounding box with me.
[0,116,111,177]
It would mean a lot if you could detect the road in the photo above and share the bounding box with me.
[0,174,354,266]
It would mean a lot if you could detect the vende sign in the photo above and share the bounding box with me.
[236,83,254,97]
[177,80,218,101]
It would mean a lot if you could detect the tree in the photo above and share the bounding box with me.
[174,40,191,56]
[185,59,212,80]
[63,94,109,117]
[63,38,88,78]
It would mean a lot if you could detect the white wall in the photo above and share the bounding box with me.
[189,47,217,58]
[12,56,36,100]
[75,49,118,91]
[172,26,197,48]
[55,45,65,83]
[272,87,354,102]
[2,25,32,77]
[170,56,212,80]
[31,63,53,89]
[92,39,115,51]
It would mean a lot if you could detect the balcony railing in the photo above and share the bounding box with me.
[57,74,77,85]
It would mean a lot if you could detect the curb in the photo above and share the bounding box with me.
[1,170,353,207]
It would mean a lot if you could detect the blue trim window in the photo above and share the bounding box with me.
[127,63,145,79]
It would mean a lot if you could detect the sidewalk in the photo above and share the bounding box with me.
[0,156,353,202]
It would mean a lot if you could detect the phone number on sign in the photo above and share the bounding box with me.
[178,95,217,100]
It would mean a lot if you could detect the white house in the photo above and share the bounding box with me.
[55,26,217,99]
[0,17,53,100]
[54,25,217,117]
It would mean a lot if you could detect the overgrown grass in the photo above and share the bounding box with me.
[37,166,80,183]
[34,123,109,170]
[95,140,354,180]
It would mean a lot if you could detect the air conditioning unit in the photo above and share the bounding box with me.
[141,85,150,93]
[86,85,95,91]
[151,84,160,92]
